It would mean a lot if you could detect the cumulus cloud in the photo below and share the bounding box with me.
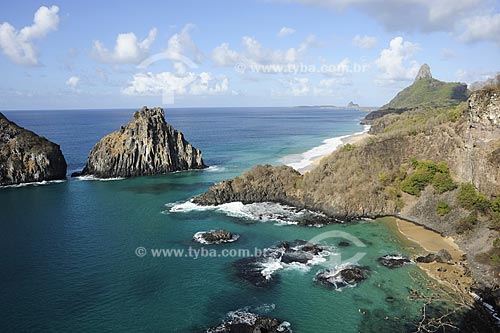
[375,36,420,83]
[92,28,157,64]
[163,24,203,64]
[66,76,80,89]
[122,69,228,97]
[277,27,295,37]
[211,34,318,72]
[352,35,377,49]
[0,5,59,66]
[460,14,500,45]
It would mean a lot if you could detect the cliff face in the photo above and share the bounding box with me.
[194,85,500,292]
[0,112,67,186]
[77,107,206,178]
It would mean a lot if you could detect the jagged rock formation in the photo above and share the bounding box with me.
[75,107,206,178]
[468,87,500,129]
[415,63,432,81]
[0,112,67,186]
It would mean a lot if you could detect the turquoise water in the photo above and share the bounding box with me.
[1,108,434,332]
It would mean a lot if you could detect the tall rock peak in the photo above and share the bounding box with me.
[415,63,432,81]
[74,106,206,178]
[0,114,67,185]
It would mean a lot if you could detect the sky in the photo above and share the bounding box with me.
[0,0,499,110]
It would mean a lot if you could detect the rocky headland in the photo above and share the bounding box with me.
[73,107,206,178]
[0,112,67,186]
[194,67,500,311]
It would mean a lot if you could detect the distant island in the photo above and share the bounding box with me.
[296,102,378,112]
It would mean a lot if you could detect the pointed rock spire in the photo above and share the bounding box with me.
[415,63,432,81]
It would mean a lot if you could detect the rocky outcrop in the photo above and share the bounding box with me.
[468,87,500,130]
[415,63,432,81]
[315,265,368,289]
[74,107,206,178]
[206,311,291,333]
[0,112,67,186]
[193,229,239,244]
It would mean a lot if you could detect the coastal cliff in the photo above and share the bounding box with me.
[75,107,206,178]
[195,71,500,302]
[0,112,67,186]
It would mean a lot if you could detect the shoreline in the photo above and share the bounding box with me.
[386,217,473,296]
[284,125,372,174]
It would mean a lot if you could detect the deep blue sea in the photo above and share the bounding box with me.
[0,108,435,332]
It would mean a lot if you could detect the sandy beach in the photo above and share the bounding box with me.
[297,131,372,173]
[392,217,473,295]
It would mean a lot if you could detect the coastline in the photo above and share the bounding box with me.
[386,217,473,296]
[284,125,372,174]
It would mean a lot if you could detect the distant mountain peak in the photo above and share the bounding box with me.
[415,63,432,81]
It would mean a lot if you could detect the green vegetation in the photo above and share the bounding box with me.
[456,214,478,234]
[381,78,467,110]
[436,202,451,216]
[456,183,491,212]
[493,238,500,249]
[374,103,467,137]
[491,254,500,265]
[342,143,355,152]
[400,160,457,196]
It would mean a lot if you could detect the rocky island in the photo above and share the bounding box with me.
[73,107,206,178]
[194,65,500,310]
[0,112,67,186]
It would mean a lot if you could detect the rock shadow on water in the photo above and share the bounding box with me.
[122,181,214,195]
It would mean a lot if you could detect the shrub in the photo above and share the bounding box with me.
[491,254,500,265]
[491,197,500,213]
[432,172,458,194]
[494,238,500,249]
[343,143,355,152]
[400,160,456,196]
[456,183,491,212]
[436,202,451,216]
[456,214,477,234]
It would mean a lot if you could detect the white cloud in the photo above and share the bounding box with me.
[289,0,500,46]
[122,71,228,96]
[277,27,295,37]
[66,76,80,89]
[92,28,157,64]
[211,35,318,71]
[164,24,203,64]
[460,14,500,45]
[352,35,377,49]
[375,37,420,83]
[0,5,59,66]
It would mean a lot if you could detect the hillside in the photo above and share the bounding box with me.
[364,64,468,122]
[195,82,500,311]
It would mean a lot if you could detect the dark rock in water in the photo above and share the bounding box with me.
[385,296,395,303]
[315,265,368,289]
[206,310,291,333]
[0,112,67,186]
[193,229,239,244]
[234,240,326,287]
[416,253,439,263]
[74,106,206,178]
[338,241,351,247]
[233,257,279,288]
[377,254,413,269]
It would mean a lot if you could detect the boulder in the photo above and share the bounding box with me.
[0,112,67,185]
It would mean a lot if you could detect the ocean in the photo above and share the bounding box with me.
[0,108,443,332]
